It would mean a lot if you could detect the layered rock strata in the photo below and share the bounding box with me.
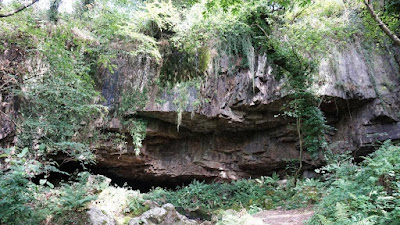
[92,41,400,185]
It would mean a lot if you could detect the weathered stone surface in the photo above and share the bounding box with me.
[87,207,116,225]
[93,41,400,185]
[97,54,160,111]
[128,203,199,225]
[0,44,25,148]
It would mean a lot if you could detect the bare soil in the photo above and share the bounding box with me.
[253,207,314,225]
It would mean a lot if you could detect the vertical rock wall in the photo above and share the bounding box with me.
[0,44,26,148]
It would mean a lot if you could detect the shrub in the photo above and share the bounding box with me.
[0,150,40,225]
[56,173,98,212]
[132,0,180,39]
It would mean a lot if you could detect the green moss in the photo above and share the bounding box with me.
[198,46,211,73]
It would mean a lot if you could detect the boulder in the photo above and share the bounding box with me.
[128,203,199,225]
[87,207,116,225]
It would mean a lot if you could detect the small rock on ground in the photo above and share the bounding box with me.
[129,203,198,225]
[253,208,314,225]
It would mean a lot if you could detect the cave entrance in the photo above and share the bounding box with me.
[44,161,210,192]
[89,167,211,192]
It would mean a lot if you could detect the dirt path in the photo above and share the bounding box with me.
[253,207,314,225]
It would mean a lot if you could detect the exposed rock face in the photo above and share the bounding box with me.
[92,40,400,186]
[0,44,26,148]
[87,207,116,225]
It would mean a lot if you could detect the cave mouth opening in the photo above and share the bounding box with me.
[41,161,211,192]
[93,171,212,193]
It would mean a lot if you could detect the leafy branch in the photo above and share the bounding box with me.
[0,0,39,18]
[363,0,400,46]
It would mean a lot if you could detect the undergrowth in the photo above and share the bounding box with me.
[308,141,400,224]
[145,174,323,219]
[0,147,110,225]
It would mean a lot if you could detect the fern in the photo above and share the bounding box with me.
[308,142,400,224]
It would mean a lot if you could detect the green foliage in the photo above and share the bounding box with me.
[49,0,62,22]
[126,119,148,155]
[0,1,116,163]
[74,0,137,42]
[15,25,105,163]
[361,0,400,46]
[269,39,328,156]
[125,193,149,216]
[308,141,400,224]
[56,173,98,212]
[173,82,190,130]
[385,0,400,14]
[100,118,147,155]
[285,178,324,209]
[170,0,256,77]
[145,175,323,219]
[132,0,180,39]
[0,148,40,225]
[198,46,211,72]
[36,172,109,224]
[155,0,270,82]
[116,0,180,61]
[119,88,149,116]
[283,0,361,55]
[0,147,98,225]
[118,31,162,60]
[118,88,148,155]
[194,0,312,12]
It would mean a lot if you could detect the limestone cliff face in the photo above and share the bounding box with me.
[92,40,400,185]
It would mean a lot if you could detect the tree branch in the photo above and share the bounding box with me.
[289,7,307,24]
[0,0,39,18]
[364,0,400,47]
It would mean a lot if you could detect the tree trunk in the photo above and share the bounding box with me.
[49,0,62,22]
[294,114,303,186]
[364,0,400,47]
